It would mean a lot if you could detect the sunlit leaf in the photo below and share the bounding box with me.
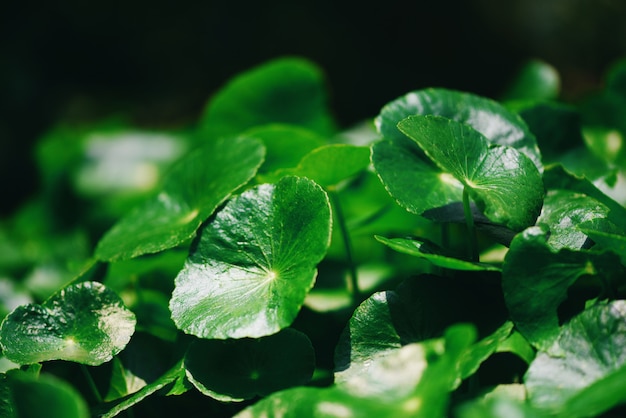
[170,176,331,339]
[95,136,265,261]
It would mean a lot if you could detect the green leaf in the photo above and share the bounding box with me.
[536,190,610,251]
[457,321,515,382]
[95,360,187,418]
[501,59,560,101]
[243,124,326,176]
[371,137,464,217]
[543,164,626,231]
[200,57,336,138]
[456,395,548,418]
[525,301,626,416]
[334,276,507,384]
[375,88,542,170]
[578,218,626,265]
[374,235,501,272]
[1,372,89,418]
[170,176,332,339]
[0,281,136,366]
[184,328,315,402]
[511,101,584,163]
[397,115,544,231]
[289,144,371,188]
[502,226,623,350]
[95,136,265,261]
[237,324,477,418]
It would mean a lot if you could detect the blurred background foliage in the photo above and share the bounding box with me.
[1,0,625,216]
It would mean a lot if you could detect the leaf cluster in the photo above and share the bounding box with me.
[1,56,626,417]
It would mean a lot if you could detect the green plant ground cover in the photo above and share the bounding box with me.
[2,56,626,417]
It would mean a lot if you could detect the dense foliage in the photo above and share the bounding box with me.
[1,56,626,417]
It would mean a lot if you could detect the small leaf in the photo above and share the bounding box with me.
[397,115,544,231]
[170,176,331,339]
[200,57,336,138]
[0,281,136,366]
[375,235,501,272]
[375,87,542,170]
[95,136,265,261]
[184,328,315,402]
[502,226,623,350]
[525,301,626,415]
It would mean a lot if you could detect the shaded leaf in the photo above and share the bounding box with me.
[375,235,501,272]
[200,57,336,138]
[184,328,315,402]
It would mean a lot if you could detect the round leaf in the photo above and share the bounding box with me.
[375,87,542,171]
[184,328,315,401]
[200,57,336,138]
[398,115,544,231]
[95,136,265,261]
[170,176,332,339]
[0,281,136,366]
[525,301,626,415]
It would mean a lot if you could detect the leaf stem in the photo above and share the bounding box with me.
[81,363,103,404]
[329,190,360,301]
[462,187,479,262]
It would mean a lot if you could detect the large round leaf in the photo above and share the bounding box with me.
[0,281,136,366]
[200,57,336,138]
[95,136,265,261]
[525,301,626,416]
[375,87,542,171]
[184,328,315,402]
[170,176,332,339]
[397,115,544,231]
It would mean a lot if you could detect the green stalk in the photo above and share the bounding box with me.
[462,187,479,262]
[81,364,103,403]
[329,190,360,301]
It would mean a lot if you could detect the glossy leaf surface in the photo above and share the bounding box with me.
[0,282,136,366]
[502,226,623,350]
[375,87,542,170]
[95,136,265,261]
[170,176,331,339]
[525,301,626,415]
[397,115,544,231]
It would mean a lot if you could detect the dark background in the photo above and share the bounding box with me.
[2,0,626,216]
